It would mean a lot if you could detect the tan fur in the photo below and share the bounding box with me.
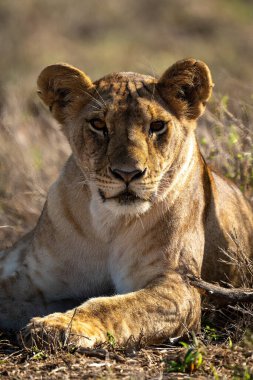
[0,59,252,348]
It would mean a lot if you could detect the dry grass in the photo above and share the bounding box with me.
[1,0,253,378]
[1,330,253,379]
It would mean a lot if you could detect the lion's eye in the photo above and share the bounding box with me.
[149,120,167,136]
[89,119,108,137]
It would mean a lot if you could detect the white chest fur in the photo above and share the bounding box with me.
[90,195,162,295]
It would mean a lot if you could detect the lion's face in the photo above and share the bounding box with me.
[75,74,188,215]
[37,59,213,216]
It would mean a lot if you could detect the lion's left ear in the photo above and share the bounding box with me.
[37,63,93,124]
[157,58,213,120]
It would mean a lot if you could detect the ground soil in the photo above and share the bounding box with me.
[1,328,253,379]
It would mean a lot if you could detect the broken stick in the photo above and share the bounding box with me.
[187,274,253,304]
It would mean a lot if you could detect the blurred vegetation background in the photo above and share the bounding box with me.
[0,0,253,246]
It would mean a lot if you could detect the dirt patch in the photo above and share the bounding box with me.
[1,329,253,379]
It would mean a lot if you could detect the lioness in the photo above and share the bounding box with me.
[0,59,253,348]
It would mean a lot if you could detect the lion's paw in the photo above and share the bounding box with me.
[19,312,96,350]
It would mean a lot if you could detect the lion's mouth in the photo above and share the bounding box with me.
[98,189,141,205]
[117,191,139,205]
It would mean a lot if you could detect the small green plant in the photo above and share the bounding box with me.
[242,369,253,380]
[228,125,239,146]
[233,367,253,380]
[220,94,229,110]
[210,364,220,380]
[204,325,220,342]
[106,332,116,348]
[165,336,204,374]
[30,347,47,361]
[227,336,233,349]
[200,137,207,146]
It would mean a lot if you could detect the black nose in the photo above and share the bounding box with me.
[109,167,146,183]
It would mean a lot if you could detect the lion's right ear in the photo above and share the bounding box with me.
[37,63,93,123]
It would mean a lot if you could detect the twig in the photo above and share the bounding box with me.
[187,274,253,304]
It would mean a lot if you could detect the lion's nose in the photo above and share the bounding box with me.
[109,167,146,184]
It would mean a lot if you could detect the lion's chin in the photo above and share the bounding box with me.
[104,198,151,216]
[98,189,151,216]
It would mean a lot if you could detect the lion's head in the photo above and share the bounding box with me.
[38,59,213,216]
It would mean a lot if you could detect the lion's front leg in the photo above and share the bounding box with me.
[21,272,201,349]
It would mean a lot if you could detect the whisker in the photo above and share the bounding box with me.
[94,87,107,108]
[90,175,119,185]
[90,104,101,111]
[80,89,103,109]
[95,184,122,190]
[77,180,89,185]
